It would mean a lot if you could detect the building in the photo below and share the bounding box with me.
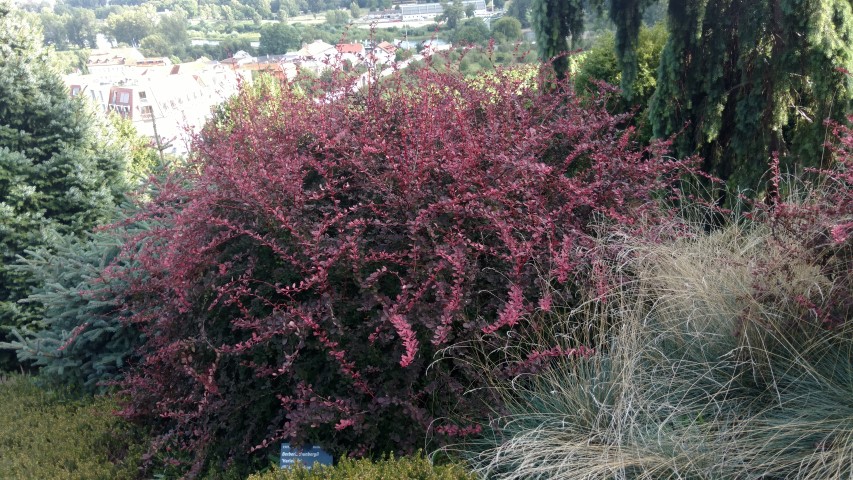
[336,43,365,56]
[243,55,300,81]
[373,41,398,64]
[400,0,487,21]
[363,9,400,21]
[68,52,248,155]
[86,47,146,81]
[297,40,337,61]
[336,43,367,66]
[220,50,256,67]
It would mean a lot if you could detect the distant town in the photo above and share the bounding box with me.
[65,37,447,154]
[29,0,523,155]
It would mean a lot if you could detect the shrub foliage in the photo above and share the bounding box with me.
[112,66,692,472]
[248,454,474,480]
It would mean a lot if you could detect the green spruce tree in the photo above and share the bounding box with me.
[0,1,131,368]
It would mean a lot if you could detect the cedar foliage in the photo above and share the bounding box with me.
[607,0,659,99]
[110,66,692,474]
[648,0,853,190]
[531,0,660,84]
[535,0,853,192]
[531,0,583,78]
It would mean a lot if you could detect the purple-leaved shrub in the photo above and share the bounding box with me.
[112,64,694,475]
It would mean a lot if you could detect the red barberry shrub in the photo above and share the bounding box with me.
[753,118,853,330]
[113,65,694,474]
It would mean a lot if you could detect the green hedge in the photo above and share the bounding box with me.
[0,375,145,480]
[247,454,476,480]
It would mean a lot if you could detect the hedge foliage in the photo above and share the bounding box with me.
[0,375,145,480]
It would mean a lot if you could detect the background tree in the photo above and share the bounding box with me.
[438,0,464,29]
[39,7,97,50]
[244,0,273,19]
[49,49,91,74]
[0,0,130,369]
[464,2,475,18]
[325,9,350,25]
[104,6,156,45]
[504,0,532,28]
[277,0,300,19]
[258,22,300,55]
[139,33,172,57]
[158,10,190,51]
[65,7,97,48]
[163,0,200,17]
[491,16,522,43]
[67,0,107,8]
[453,17,490,45]
[38,9,69,49]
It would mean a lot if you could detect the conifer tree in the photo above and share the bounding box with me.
[546,0,853,191]
[0,0,130,368]
[532,0,583,78]
[3,223,144,393]
[608,0,658,99]
[532,0,661,83]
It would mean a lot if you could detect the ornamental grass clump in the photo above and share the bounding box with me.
[461,196,852,479]
[109,63,692,474]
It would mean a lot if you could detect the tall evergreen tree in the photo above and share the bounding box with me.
[647,0,853,192]
[608,0,659,99]
[0,0,130,368]
[532,0,660,82]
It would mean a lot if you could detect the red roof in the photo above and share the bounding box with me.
[336,43,364,54]
[376,41,397,54]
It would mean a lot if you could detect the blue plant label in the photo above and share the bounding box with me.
[279,443,334,469]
